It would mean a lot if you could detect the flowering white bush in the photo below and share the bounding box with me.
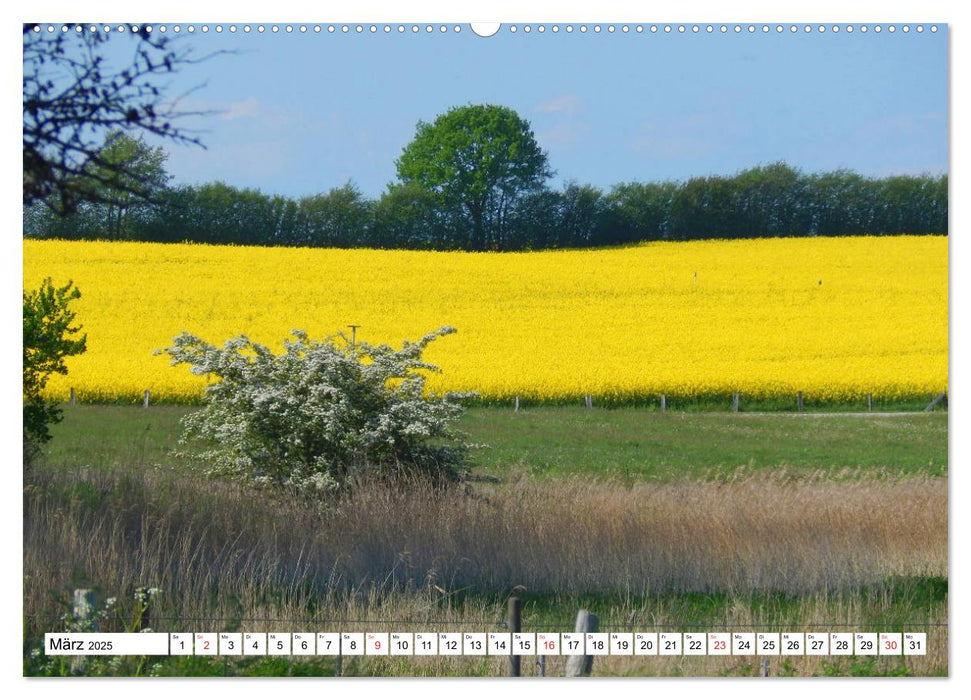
[160,326,471,494]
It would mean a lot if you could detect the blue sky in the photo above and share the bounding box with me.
[119,23,949,199]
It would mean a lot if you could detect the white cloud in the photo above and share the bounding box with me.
[533,94,584,116]
[222,97,260,121]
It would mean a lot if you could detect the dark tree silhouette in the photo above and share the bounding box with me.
[23,23,216,214]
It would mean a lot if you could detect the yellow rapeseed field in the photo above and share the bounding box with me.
[23,236,947,404]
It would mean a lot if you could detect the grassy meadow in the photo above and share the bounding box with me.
[24,405,948,677]
[41,404,948,481]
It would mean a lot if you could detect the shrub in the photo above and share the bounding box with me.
[23,278,87,462]
[159,326,471,495]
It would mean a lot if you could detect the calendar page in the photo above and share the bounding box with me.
[20,0,949,682]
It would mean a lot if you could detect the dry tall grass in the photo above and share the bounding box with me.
[24,463,945,624]
[23,463,947,675]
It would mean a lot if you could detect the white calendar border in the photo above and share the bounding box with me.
[6,0,962,697]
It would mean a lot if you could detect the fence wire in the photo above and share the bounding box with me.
[24,613,948,630]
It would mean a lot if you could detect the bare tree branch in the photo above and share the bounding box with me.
[23,23,225,214]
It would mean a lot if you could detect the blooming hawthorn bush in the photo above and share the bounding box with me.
[160,326,471,495]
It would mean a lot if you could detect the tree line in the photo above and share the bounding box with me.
[24,119,947,251]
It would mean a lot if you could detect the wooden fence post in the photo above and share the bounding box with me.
[507,597,522,677]
[515,396,520,412]
[143,389,150,408]
[867,393,873,412]
[71,589,98,673]
[135,587,152,631]
[585,394,593,410]
[72,589,98,628]
[69,388,76,406]
[761,658,770,677]
[660,394,666,413]
[924,392,947,412]
[797,391,804,412]
[732,392,740,412]
[565,609,598,677]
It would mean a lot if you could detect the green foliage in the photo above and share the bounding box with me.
[152,181,298,246]
[159,327,472,495]
[86,130,171,240]
[507,183,610,249]
[372,181,452,249]
[294,182,374,247]
[396,104,553,250]
[604,180,679,242]
[23,131,171,242]
[24,128,947,250]
[821,657,913,677]
[23,278,87,459]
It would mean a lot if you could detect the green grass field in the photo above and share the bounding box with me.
[25,405,948,677]
[462,406,947,480]
[43,404,948,481]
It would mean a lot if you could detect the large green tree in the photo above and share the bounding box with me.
[395,104,552,251]
[87,131,171,240]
